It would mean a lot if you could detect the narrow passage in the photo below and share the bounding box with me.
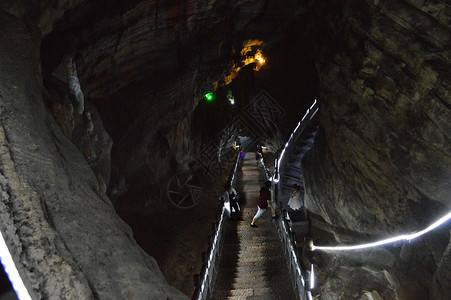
[213,154,297,299]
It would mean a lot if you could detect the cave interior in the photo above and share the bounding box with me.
[0,0,450,299]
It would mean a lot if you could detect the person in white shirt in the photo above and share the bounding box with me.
[287,184,303,210]
[220,185,242,220]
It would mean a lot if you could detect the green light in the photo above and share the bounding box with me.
[204,93,214,102]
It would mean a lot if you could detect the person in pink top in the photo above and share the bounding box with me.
[250,181,275,227]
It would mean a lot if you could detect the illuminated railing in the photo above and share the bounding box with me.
[273,213,313,299]
[270,99,451,297]
[311,211,451,251]
[192,152,241,300]
[257,156,272,183]
[271,101,319,300]
[274,100,318,183]
[0,232,32,300]
[259,151,313,299]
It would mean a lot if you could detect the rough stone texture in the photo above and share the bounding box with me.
[302,0,451,299]
[318,266,398,300]
[432,230,451,300]
[1,0,312,298]
[0,7,186,300]
[39,0,309,215]
[41,0,246,212]
[2,0,449,299]
[45,74,113,193]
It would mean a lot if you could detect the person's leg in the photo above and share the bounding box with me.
[251,207,265,226]
[269,203,276,218]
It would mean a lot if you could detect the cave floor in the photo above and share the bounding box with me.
[212,155,297,299]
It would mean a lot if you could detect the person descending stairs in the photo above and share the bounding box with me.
[212,154,297,300]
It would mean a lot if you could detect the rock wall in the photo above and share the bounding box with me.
[3,0,448,298]
[39,0,310,215]
[1,0,310,297]
[302,0,450,299]
[0,4,187,300]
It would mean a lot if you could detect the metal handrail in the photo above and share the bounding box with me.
[272,208,314,300]
[274,100,318,182]
[257,157,272,183]
[271,100,319,300]
[192,152,241,300]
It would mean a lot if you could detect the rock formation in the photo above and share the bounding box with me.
[302,0,451,299]
[0,0,449,299]
[0,3,187,299]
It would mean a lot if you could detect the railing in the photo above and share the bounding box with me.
[271,100,319,300]
[272,208,314,300]
[192,152,241,300]
[257,157,272,183]
[274,99,318,183]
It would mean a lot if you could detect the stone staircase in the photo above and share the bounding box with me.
[212,155,297,300]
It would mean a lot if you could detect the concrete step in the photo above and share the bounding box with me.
[228,288,254,297]
[231,282,270,290]
[212,156,297,300]
[225,295,285,300]
[220,255,288,266]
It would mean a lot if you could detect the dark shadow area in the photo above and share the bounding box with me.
[0,263,17,300]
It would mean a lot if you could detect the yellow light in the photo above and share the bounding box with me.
[220,40,266,86]
[240,40,263,56]
[255,52,265,64]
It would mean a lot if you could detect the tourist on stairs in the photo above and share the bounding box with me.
[220,184,242,220]
[287,184,303,210]
[250,181,275,227]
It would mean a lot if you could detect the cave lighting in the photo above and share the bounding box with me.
[280,218,304,286]
[199,155,240,298]
[226,89,235,105]
[222,40,266,85]
[243,50,266,71]
[204,92,214,102]
[0,232,32,300]
[310,264,315,290]
[274,99,318,180]
[255,52,265,65]
[273,159,280,183]
[312,211,451,251]
[199,205,226,298]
